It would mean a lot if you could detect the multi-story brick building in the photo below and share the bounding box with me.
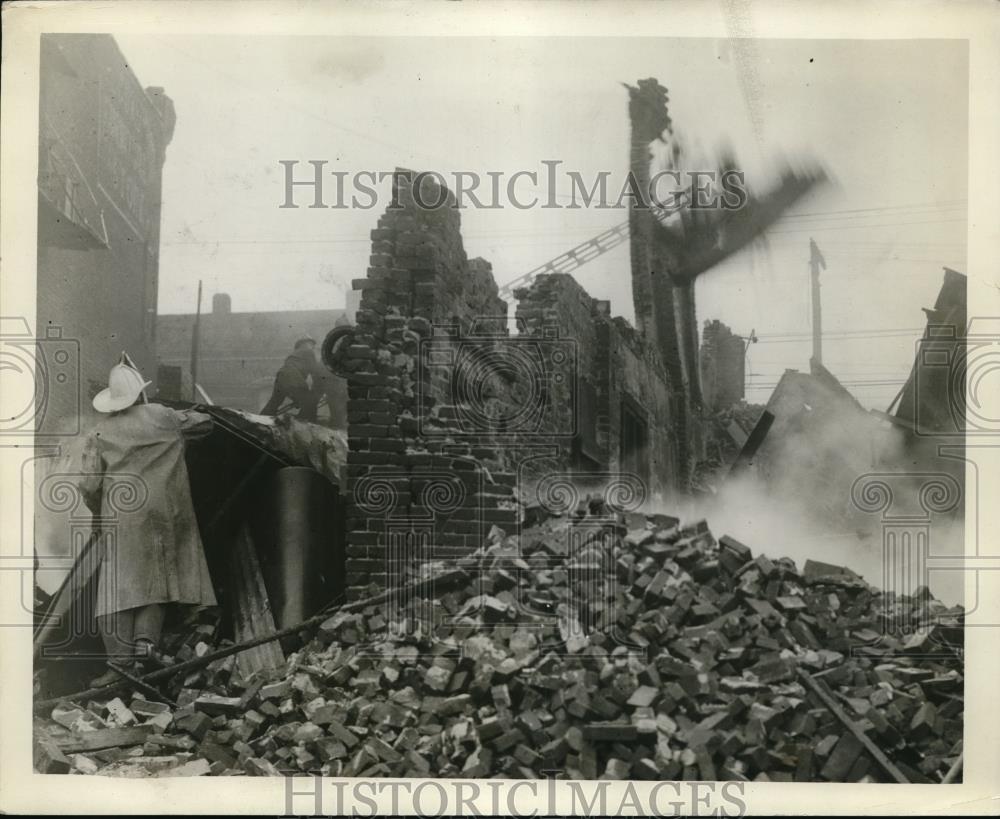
[36,34,174,432]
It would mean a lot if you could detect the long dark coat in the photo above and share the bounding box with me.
[79,403,217,617]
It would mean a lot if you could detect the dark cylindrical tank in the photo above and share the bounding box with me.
[257,467,343,629]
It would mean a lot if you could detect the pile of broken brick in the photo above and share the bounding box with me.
[34,508,963,782]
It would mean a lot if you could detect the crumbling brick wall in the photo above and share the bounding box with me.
[513,274,597,477]
[625,78,703,488]
[602,317,680,492]
[700,319,746,411]
[515,273,680,498]
[343,172,682,596]
[342,172,517,600]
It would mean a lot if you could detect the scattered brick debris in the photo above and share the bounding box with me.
[34,509,963,780]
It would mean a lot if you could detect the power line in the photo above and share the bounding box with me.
[745,380,908,390]
[753,333,921,343]
[754,327,923,339]
[768,218,966,235]
[774,207,966,226]
[777,199,966,220]
[757,326,923,336]
[160,201,969,247]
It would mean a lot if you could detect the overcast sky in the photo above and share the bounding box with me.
[118,35,968,409]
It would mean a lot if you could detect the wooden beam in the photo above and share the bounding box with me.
[56,725,155,754]
[229,522,285,679]
[728,410,774,476]
[107,662,178,707]
[941,752,963,784]
[868,407,917,433]
[36,566,471,711]
[798,668,910,784]
[33,532,101,660]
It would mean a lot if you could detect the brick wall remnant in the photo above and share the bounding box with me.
[343,171,683,597]
[625,78,703,487]
[700,319,746,411]
[623,78,824,487]
[342,171,517,601]
[514,273,681,496]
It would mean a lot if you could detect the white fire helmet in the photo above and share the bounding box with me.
[92,353,152,413]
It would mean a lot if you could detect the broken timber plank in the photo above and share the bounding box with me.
[55,725,155,754]
[229,523,285,679]
[941,752,963,784]
[35,566,471,710]
[107,662,178,708]
[728,410,774,476]
[797,668,910,784]
[33,532,101,660]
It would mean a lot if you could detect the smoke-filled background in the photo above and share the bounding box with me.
[116,35,968,415]
[670,414,965,606]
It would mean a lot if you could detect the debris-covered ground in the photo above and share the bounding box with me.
[690,401,765,495]
[34,507,964,781]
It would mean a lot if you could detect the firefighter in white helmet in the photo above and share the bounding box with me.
[81,353,217,686]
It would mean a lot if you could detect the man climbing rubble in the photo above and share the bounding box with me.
[259,337,327,423]
[80,353,217,687]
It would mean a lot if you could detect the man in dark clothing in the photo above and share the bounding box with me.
[260,337,323,422]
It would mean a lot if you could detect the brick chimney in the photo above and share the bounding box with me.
[212,292,232,314]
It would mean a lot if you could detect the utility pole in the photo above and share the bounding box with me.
[743,328,757,396]
[190,280,202,402]
[809,238,826,367]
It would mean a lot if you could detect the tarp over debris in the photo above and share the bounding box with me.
[197,406,347,488]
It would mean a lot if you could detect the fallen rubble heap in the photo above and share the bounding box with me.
[35,507,964,782]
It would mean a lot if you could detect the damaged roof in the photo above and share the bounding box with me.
[893,267,967,434]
